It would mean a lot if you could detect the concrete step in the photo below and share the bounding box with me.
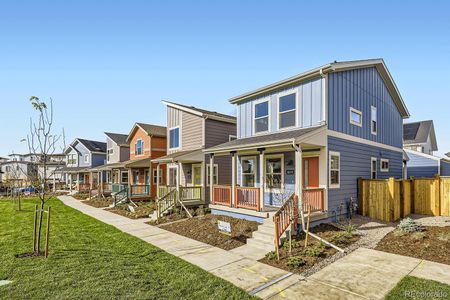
[246,238,275,253]
[256,224,276,235]
[252,231,275,244]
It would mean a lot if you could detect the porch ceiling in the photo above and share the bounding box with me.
[152,149,203,164]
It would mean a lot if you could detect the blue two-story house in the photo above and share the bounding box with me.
[205,59,410,226]
[63,138,107,192]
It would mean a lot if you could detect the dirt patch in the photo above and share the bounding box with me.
[259,224,360,274]
[376,226,450,265]
[106,202,156,219]
[147,213,188,226]
[72,193,89,200]
[160,214,259,250]
[83,198,113,208]
[15,252,45,259]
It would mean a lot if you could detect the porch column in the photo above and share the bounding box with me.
[176,163,181,203]
[201,160,206,202]
[258,149,265,211]
[156,164,160,198]
[69,173,72,192]
[100,171,103,195]
[295,146,304,229]
[231,152,236,207]
[209,154,214,204]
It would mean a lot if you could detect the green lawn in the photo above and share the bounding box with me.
[0,198,254,299]
[386,276,450,300]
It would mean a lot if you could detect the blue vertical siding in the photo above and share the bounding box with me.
[92,154,106,167]
[328,67,403,148]
[328,136,403,218]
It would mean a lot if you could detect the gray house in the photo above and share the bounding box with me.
[205,59,409,230]
[403,120,450,178]
[153,101,236,210]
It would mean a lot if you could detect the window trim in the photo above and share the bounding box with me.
[349,107,363,127]
[371,106,377,135]
[329,151,340,189]
[277,90,298,131]
[228,135,237,142]
[120,171,129,184]
[253,98,271,135]
[264,154,284,192]
[371,157,377,179]
[84,154,90,164]
[135,139,144,156]
[169,126,181,150]
[240,156,257,187]
[206,163,219,186]
[168,165,178,186]
[380,158,389,172]
[153,168,163,185]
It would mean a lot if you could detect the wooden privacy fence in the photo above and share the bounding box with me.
[358,176,450,222]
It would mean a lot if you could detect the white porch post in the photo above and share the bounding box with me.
[209,154,214,204]
[176,162,181,203]
[295,146,304,229]
[156,164,160,198]
[69,173,72,192]
[231,152,236,207]
[100,171,103,195]
[259,150,265,211]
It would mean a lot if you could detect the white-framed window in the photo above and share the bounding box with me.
[107,149,114,162]
[371,106,377,135]
[153,169,163,184]
[206,164,218,186]
[278,92,297,129]
[350,107,362,127]
[135,139,144,155]
[84,154,90,164]
[371,157,377,179]
[168,166,178,186]
[265,154,284,190]
[253,99,270,134]
[169,127,180,149]
[381,159,389,172]
[121,171,129,184]
[241,156,256,187]
[329,151,340,188]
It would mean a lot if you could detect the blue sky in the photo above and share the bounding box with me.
[0,1,449,157]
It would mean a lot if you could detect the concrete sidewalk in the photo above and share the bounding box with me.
[58,196,450,299]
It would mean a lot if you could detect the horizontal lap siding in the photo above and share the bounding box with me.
[328,136,403,217]
[205,119,236,148]
[181,111,203,151]
[441,161,450,176]
[205,155,232,203]
[408,166,439,178]
[406,151,440,178]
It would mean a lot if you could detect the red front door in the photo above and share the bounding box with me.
[302,157,319,189]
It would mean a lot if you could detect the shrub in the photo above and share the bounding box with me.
[345,223,357,235]
[397,218,423,233]
[286,256,306,267]
[283,239,301,249]
[195,206,205,216]
[412,232,425,241]
[303,243,325,257]
[331,232,353,245]
[265,251,278,260]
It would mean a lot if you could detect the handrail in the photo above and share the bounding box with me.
[156,189,177,218]
[273,193,298,254]
[113,187,129,207]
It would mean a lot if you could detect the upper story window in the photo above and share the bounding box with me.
[169,127,180,149]
[84,154,90,164]
[371,106,377,135]
[254,100,269,134]
[135,139,144,155]
[350,107,362,127]
[67,154,77,165]
[279,93,296,129]
[107,149,114,161]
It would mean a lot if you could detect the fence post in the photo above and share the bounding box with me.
[357,177,363,215]
[435,175,441,216]
[387,177,395,222]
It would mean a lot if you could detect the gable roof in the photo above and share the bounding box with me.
[73,138,107,153]
[228,58,410,118]
[126,123,167,142]
[403,120,437,151]
[104,132,129,147]
[162,100,236,124]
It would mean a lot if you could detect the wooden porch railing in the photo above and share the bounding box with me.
[112,184,126,193]
[236,187,260,211]
[212,185,232,207]
[180,186,202,201]
[102,183,112,192]
[78,183,90,192]
[273,194,298,254]
[302,188,325,213]
[130,185,150,197]
[158,185,175,198]
[156,189,177,219]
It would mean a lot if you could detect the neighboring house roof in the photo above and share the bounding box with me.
[228,58,410,118]
[205,125,326,153]
[76,139,107,153]
[104,132,130,147]
[403,120,438,151]
[153,149,204,163]
[127,123,167,141]
[162,100,236,124]
[404,148,450,163]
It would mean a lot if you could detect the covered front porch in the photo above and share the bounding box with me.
[205,126,328,221]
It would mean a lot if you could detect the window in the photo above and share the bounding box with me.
[381,159,389,172]
[169,127,180,149]
[153,169,163,185]
[84,154,90,164]
[371,106,377,135]
[121,171,128,184]
[169,167,177,186]
[329,152,340,188]
[133,170,140,184]
[279,93,296,129]
[135,139,144,155]
[206,164,218,186]
[241,156,256,187]
[254,100,269,133]
[107,149,114,161]
[350,107,362,127]
[265,155,284,190]
[371,157,377,179]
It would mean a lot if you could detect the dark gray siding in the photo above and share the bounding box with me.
[204,155,232,203]
[205,119,236,148]
[441,161,450,176]
[92,153,106,167]
[328,136,403,218]
[328,67,403,148]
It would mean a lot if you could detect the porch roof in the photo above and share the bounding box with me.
[96,162,126,171]
[123,157,152,168]
[60,166,89,173]
[204,125,326,154]
[152,149,204,164]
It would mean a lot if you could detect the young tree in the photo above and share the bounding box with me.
[27,96,63,254]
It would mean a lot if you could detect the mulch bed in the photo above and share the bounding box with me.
[106,202,156,219]
[147,213,188,226]
[160,214,259,250]
[83,198,113,208]
[259,224,360,274]
[72,193,89,200]
[376,226,450,265]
